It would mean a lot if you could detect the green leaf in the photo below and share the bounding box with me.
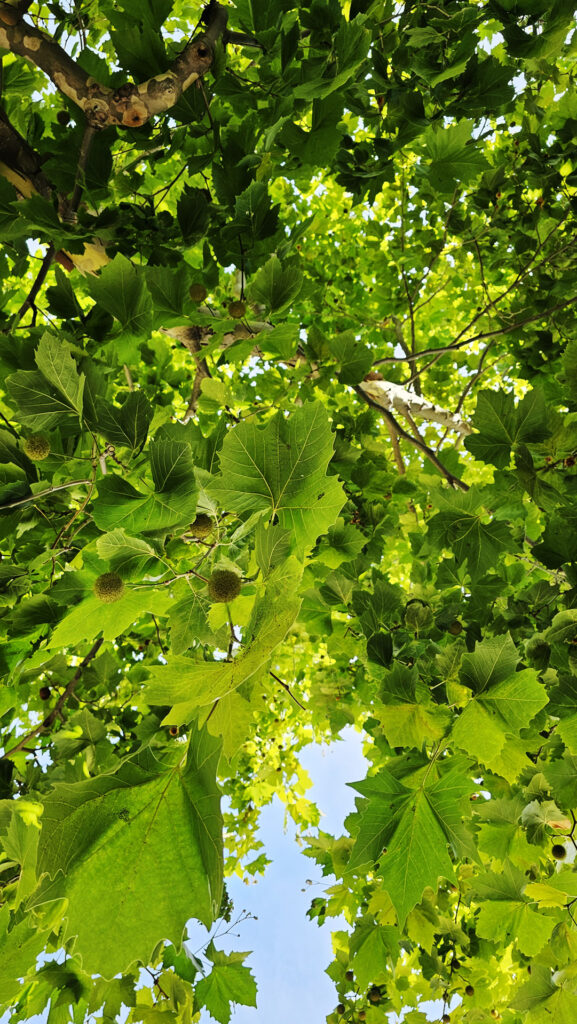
[169,590,217,654]
[451,658,548,780]
[472,861,556,956]
[347,760,475,925]
[92,473,198,534]
[95,528,158,578]
[254,522,292,577]
[316,517,365,568]
[247,254,303,314]
[88,253,153,339]
[208,401,345,554]
[35,332,84,416]
[146,263,192,328]
[0,906,48,1003]
[373,663,451,749]
[94,391,153,449]
[195,942,257,1024]
[47,588,173,647]
[460,632,519,693]
[145,589,300,718]
[513,965,576,1023]
[465,388,551,468]
[33,728,222,978]
[421,120,489,191]
[427,489,515,582]
[5,369,77,430]
[203,692,255,761]
[150,439,195,493]
[329,332,373,385]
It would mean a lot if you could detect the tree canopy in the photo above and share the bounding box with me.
[1,0,577,1021]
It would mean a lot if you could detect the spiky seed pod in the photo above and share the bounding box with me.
[368,987,381,1005]
[207,569,241,603]
[23,435,51,461]
[39,686,51,701]
[448,620,463,635]
[191,513,213,538]
[552,843,567,860]
[94,572,125,603]
[228,300,246,319]
[189,283,207,302]
[465,985,474,997]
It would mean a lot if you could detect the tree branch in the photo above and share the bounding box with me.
[0,479,92,511]
[355,385,469,491]
[2,637,104,758]
[358,378,471,435]
[0,1,228,128]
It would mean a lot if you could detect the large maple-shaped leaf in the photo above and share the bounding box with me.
[92,441,198,533]
[195,942,257,1024]
[465,388,551,468]
[420,119,489,191]
[47,587,174,648]
[35,332,84,416]
[0,906,49,1003]
[427,488,515,582]
[471,860,555,956]
[513,965,577,1024]
[451,635,548,781]
[207,401,345,553]
[145,584,300,721]
[32,726,222,978]
[346,759,476,925]
[88,253,153,339]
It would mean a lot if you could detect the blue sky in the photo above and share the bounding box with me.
[189,726,369,1024]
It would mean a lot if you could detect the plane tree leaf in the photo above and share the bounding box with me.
[346,759,476,925]
[208,401,345,554]
[32,726,222,978]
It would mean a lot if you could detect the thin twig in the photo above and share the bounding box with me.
[0,479,91,511]
[3,637,104,758]
[62,123,96,221]
[151,615,166,655]
[269,671,306,711]
[385,419,405,475]
[12,243,55,329]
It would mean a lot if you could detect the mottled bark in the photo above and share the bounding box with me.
[0,1,227,128]
[0,107,53,196]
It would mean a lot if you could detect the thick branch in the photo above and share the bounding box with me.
[0,2,228,128]
[355,385,469,491]
[0,106,53,197]
[358,378,471,436]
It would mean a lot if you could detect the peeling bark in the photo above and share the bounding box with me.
[0,107,54,197]
[358,378,471,435]
[0,1,228,128]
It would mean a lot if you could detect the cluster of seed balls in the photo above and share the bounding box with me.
[92,516,241,604]
[188,283,246,320]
